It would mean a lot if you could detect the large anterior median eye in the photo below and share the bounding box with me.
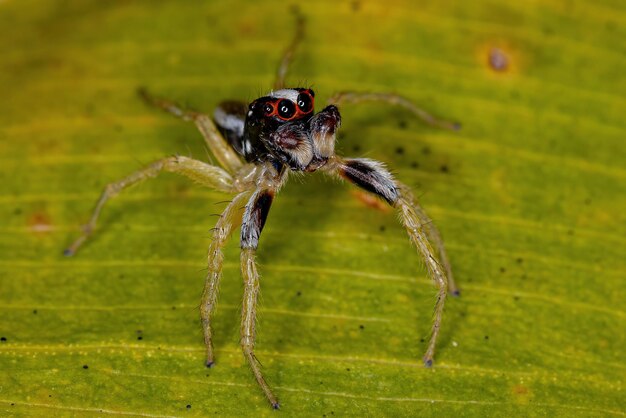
[277,99,296,119]
[296,93,312,113]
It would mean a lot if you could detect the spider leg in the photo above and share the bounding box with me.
[64,156,234,256]
[396,182,459,296]
[240,187,280,408]
[324,156,449,366]
[202,191,250,367]
[327,91,460,131]
[137,88,243,173]
[273,6,305,90]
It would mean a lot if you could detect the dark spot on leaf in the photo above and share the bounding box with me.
[395,146,404,155]
[296,291,302,297]
[514,296,520,301]
[488,48,509,72]
[379,225,386,232]
[137,336,143,340]
[33,309,37,314]
[410,161,419,169]
[516,257,523,264]
[584,198,591,205]
[422,146,431,155]
[359,324,365,330]
[351,0,361,12]
[186,404,191,409]
[0,337,6,342]
[172,306,176,310]
[420,338,425,343]
[567,229,574,236]
[398,120,407,130]
[484,335,489,340]
[352,144,361,152]
[500,267,506,273]
[83,364,89,369]
[440,164,449,173]
[14,208,22,215]
[346,368,350,371]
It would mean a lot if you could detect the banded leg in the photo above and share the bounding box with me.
[138,88,243,173]
[64,156,233,256]
[324,156,449,366]
[273,6,305,90]
[201,191,250,367]
[240,188,279,408]
[328,91,460,131]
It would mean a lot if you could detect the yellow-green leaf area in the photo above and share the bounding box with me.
[0,0,624,417]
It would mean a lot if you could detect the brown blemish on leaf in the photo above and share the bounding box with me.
[511,384,532,404]
[27,211,54,233]
[351,190,392,213]
[237,19,257,36]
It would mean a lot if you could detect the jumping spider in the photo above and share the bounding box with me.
[65,11,460,409]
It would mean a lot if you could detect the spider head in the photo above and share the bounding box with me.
[244,88,317,170]
[246,88,314,127]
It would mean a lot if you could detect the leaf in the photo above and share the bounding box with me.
[0,0,624,416]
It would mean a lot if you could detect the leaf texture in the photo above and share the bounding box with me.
[0,1,624,417]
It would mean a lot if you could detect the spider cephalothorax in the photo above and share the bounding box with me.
[66,11,459,410]
[216,87,339,172]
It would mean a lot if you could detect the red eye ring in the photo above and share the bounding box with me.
[263,103,274,115]
[296,92,313,113]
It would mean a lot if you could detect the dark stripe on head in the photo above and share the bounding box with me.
[241,190,275,249]
[340,159,399,205]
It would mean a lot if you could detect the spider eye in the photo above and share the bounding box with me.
[263,104,274,115]
[277,99,296,119]
[296,93,312,113]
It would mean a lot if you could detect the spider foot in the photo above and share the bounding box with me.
[63,229,90,257]
[272,402,280,410]
[205,360,215,368]
[423,357,433,368]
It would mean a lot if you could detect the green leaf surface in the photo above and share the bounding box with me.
[1,0,624,416]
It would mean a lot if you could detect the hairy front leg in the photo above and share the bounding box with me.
[325,156,450,366]
[396,182,459,295]
[201,191,250,367]
[239,187,280,408]
[64,156,233,256]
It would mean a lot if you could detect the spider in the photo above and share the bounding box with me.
[65,10,460,409]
